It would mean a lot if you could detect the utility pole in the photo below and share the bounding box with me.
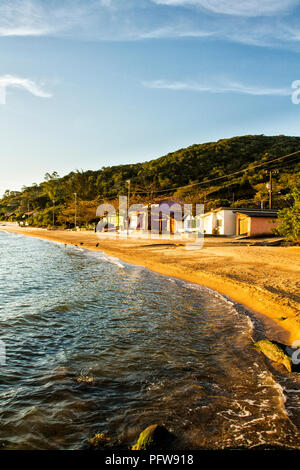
[126,179,131,234]
[269,170,272,209]
[74,192,77,229]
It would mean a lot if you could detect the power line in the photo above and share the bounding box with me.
[95,149,300,202]
[267,155,300,170]
[133,149,300,195]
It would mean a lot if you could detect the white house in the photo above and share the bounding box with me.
[201,207,237,236]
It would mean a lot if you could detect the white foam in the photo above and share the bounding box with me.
[86,250,125,268]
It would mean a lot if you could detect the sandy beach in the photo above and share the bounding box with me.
[1,223,299,346]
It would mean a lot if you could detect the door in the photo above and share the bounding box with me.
[170,215,175,234]
[239,217,249,235]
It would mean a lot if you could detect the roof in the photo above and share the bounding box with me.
[203,206,251,216]
[144,196,186,207]
[203,207,278,217]
[24,210,37,215]
[234,210,278,218]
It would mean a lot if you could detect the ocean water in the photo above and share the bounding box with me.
[0,230,300,450]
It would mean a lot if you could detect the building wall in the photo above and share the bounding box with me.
[203,213,214,234]
[215,211,224,235]
[250,217,278,236]
[223,211,236,236]
[202,210,237,235]
[215,210,237,235]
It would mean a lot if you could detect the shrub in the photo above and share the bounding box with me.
[274,187,300,243]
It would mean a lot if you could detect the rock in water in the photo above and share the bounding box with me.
[132,424,174,450]
[89,433,111,448]
[76,374,94,383]
[254,339,292,372]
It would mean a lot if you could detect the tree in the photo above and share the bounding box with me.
[42,172,60,203]
[274,187,300,243]
[57,199,99,228]
[1,135,300,227]
[253,183,269,208]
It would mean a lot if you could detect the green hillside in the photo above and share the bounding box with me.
[1,134,299,228]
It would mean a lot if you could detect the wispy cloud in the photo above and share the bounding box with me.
[0,0,91,37]
[152,0,298,17]
[143,79,291,97]
[0,0,53,36]
[0,0,299,48]
[135,26,215,39]
[0,75,52,104]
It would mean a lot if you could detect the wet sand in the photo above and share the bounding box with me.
[1,223,299,345]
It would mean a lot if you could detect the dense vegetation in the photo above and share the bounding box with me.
[1,135,299,231]
[275,187,300,243]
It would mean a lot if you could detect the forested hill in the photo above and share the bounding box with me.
[1,135,300,227]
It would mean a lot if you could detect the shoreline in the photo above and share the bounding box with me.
[1,224,299,345]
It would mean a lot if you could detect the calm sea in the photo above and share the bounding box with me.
[0,230,300,450]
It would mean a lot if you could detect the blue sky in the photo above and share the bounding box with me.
[1,0,300,195]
